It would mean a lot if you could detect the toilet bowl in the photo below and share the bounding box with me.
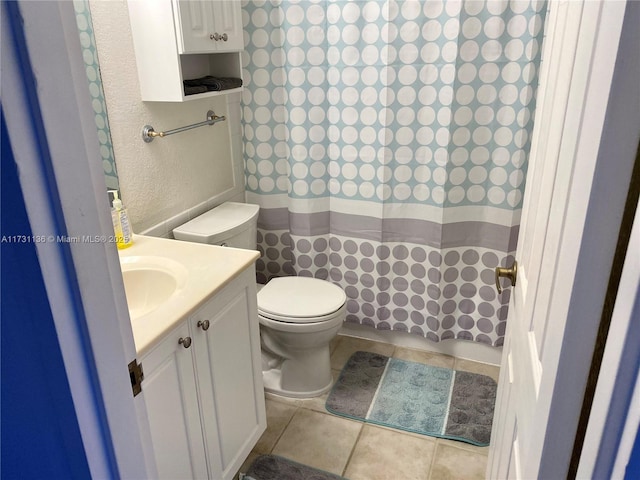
[257,276,346,397]
[173,202,346,398]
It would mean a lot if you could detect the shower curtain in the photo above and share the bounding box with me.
[241,0,547,346]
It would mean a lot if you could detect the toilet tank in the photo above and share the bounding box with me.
[172,202,259,249]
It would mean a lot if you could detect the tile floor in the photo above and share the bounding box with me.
[237,334,500,480]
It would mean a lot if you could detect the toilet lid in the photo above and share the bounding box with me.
[172,202,259,243]
[257,277,346,323]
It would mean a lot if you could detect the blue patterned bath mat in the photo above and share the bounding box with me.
[326,351,497,446]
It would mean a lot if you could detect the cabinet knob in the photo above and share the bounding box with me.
[178,337,192,349]
[197,320,210,331]
[210,32,228,42]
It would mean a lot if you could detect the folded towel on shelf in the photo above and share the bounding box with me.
[200,76,243,91]
[183,76,243,94]
[184,85,208,95]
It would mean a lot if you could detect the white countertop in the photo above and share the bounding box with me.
[118,235,260,355]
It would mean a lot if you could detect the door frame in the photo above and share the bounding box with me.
[577,189,640,479]
[2,1,152,478]
[570,1,640,476]
[3,0,638,478]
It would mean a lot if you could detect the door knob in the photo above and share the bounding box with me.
[495,261,517,294]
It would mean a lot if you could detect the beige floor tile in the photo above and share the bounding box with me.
[234,450,261,479]
[454,358,500,382]
[437,437,490,456]
[264,391,302,408]
[429,444,488,480]
[363,422,444,442]
[330,335,395,370]
[344,425,436,480]
[330,335,342,354]
[393,347,456,369]
[247,336,496,480]
[272,409,362,475]
[253,399,298,454]
[297,369,341,414]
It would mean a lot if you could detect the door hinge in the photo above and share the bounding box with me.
[128,359,144,397]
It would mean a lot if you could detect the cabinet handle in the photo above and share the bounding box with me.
[178,337,192,349]
[197,320,210,331]
[221,33,228,41]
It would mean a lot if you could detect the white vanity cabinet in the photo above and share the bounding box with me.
[127,0,244,102]
[175,0,243,53]
[140,268,266,480]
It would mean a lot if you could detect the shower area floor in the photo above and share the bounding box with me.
[235,334,499,480]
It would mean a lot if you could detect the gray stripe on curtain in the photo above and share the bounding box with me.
[258,208,518,252]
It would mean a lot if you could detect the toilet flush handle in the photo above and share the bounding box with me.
[197,320,210,331]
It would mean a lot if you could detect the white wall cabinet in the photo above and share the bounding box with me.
[127,0,244,102]
[140,268,266,479]
[175,0,243,53]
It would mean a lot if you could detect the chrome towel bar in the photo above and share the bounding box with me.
[142,110,226,143]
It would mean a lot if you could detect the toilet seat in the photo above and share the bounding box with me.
[259,305,346,333]
[257,277,347,324]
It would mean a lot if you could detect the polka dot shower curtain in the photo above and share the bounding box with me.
[241,0,547,346]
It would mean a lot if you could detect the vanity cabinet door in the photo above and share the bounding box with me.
[191,269,266,480]
[175,0,242,53]
[140,323,208,480]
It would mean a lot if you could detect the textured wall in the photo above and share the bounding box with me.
[89,0,238,233]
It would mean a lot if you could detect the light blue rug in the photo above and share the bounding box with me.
[326,351,497,446]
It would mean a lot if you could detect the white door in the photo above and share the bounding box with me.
[488,2,628,478]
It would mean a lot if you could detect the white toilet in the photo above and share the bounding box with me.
[173,202,346,398]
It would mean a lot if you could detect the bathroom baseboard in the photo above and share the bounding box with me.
[338,323,503,366]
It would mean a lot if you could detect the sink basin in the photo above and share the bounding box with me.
[120,256,188,321]
[117,234,261,355]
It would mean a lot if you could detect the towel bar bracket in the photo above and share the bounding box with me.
[142,110,226,143]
